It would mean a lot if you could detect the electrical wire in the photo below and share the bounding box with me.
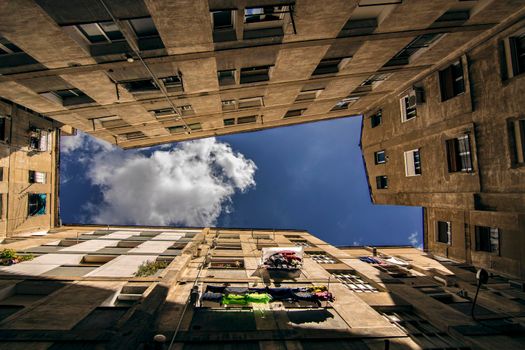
[97,0,192,134]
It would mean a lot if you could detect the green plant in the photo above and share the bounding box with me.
[134,260,169,277]
[0,249,17,260]
[0,249,33,266]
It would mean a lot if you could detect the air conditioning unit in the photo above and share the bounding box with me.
[407,87,425,108]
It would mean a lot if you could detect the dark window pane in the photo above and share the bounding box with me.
[213,11,233,29]
[99,21,124,41]
[223,118,235,126]
[130,17,158,38]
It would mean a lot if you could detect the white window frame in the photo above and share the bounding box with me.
[404,149,421,176]
[375,150,386,164]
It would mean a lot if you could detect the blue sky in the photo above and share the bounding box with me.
[60,116,423,247]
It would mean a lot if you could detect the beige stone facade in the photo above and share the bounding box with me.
[0,98,59,238]
[361,10,525,279]
[0,226,524,349]
[1,1,523,148]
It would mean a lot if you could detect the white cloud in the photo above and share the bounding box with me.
[62,132,257,227]
[408,232,422,249]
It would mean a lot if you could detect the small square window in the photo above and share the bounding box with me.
[160,76,182,90]
[475,226,499,254]
[376,175,388,189]
[212,11,234,29]
[312,58,344,76]
[188,123,202,131]
[221,100,237,111]
[237,116,257,124]
[122,79,159,93]
[121,131,145,140]
[400,89,422,122]
[240,66,271,84]
[284,109,305,118]
[168,125,186,134]
[437,221,451,244]
[404,149,421,176]
[0,117,8,142]
[129,17,159,38]
[151,108,178,121]
[29,127,49,152]
[371,110,382,128]
[223,118,235,126]
[28,193,46,216]
[29,170,46,184]
[218,70,236,86]
[374,150,386,164]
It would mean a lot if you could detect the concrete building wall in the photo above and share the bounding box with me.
[1,1,522,148]
[0,99,59,238]
[361,13,525,279]
[0,226,524,349]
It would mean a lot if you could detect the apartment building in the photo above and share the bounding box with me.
[1,1,523,148]
[0,226,524,349]
[0,98,59,238]
[361,11,525,279]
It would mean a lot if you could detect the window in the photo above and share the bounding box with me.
[361,73,391,87]
[28,193,46,216]
[237,116,257,124]
[129,17,159,38]
[284,109,306,118]
[370,110,382,128]
[160,76,183,90]
[0,116,8,142]
[446,135,473,173]
[41,88,95,106]
[475,226,499,254]
[331,97,359,111]
[0,168,3,181]
[338,18,378,37]
[168,125,186,134]
[0,36,23,55]
[76,21,124,44]
[376,175,388,189]
[508,118,525,165]
[332,271,378,292]
[223,118,235,126]
[240,66,271,84]
[312,58,345,76]
[501,30,525,79]
[94,115,128,129]
[188,123,202,131]
[151,108,179,121]
[29,127,49,152]
[384,33,444,67]
[238,97,263,109]
[212,11,234,29]
[295,88,324,102]
[404,149,421,176]
[309,252,338,264]
[121,79,159,93]
[400,88,424,122]
[374,150,386,164]
[223,116,257,126]
[218,70,236,86]
[208,257,244,269]
[432,10,470,28]
[437,221,451,244]
[439,60,465,101]
[180,105,194,116]
[244,6,285,23]
[289,239,311,247]
[29,171,46,184]
[221,100,237,111]
[121,131,145,140]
